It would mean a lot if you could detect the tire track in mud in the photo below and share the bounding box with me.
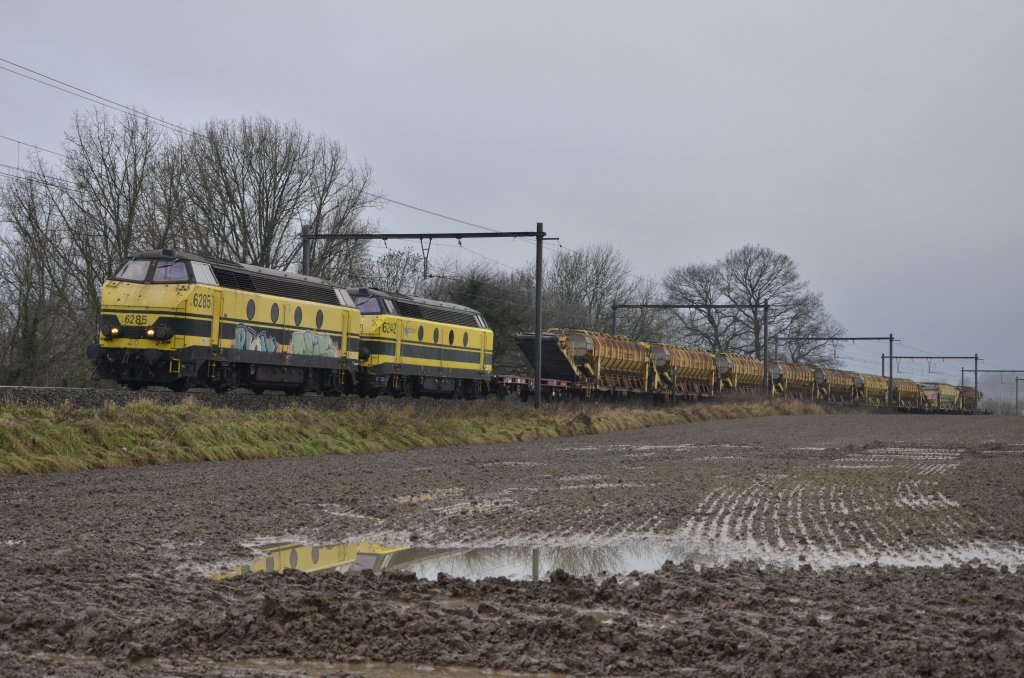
[665,444,1024,570]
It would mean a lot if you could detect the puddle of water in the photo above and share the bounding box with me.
[211,538,738,582]
[212,533,1024,581]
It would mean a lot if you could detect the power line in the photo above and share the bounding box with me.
[0,133,64,158]
[435,241,521,273]
[0,58,194,136]
[0,162,76,187]
[0,168,85,197]
[0,59,531,240]
[2,125,558,256]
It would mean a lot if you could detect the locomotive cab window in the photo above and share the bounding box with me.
[114,258,195,284]
[191,262,218,285]
[152,260,190,283]
[353,296,382,314]
[114,259,152,282]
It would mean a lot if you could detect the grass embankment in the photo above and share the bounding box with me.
[0,398,824,476]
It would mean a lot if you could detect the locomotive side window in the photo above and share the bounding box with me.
[192,262,218,285]
[115,259,151,282]
[153,260,190,283]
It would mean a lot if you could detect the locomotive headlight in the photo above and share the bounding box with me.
[106,325,121,337]
[101,325,112,338]
[146,325,174,341]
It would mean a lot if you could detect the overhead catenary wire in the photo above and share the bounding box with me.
[0,162,78,188]
[0,58,196,137]
[0,133,64,158]
[434,241,521,273]
[0,59,535,243]
[0,168,86,197]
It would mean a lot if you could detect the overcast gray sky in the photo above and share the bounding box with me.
[2,0,1022,388]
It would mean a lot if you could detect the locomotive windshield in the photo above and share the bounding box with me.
[353,296,382,314]
[113,258,193,284]
[115,259,151,282]
[153,260,189,283]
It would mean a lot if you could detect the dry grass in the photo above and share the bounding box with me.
[0,398,826,476]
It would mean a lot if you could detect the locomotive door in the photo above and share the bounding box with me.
[174,297,187,350]
[210,290,223,352]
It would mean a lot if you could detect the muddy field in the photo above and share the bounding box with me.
[2,413,1024,676]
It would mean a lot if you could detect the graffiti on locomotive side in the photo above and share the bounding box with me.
[290,329,337,357]
[234,324,336,356]
[235,324,279,353]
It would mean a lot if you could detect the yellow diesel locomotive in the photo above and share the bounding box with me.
[88,250,361,394]
[347,288,494,398]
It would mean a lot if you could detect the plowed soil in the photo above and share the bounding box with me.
[2,413,1024,676]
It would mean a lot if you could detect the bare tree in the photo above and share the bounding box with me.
[299,139,381,283]
[0,175,81,384]
[179,117,310,267]
[545,244,634,331]
[661,244,844,365]
[614,274,673,342]
[772,291,845,366]
[59,109,164,317]
[142,140,190,250]
[176,116,381,274]
[362,247,427,295]
[662,262,742,351]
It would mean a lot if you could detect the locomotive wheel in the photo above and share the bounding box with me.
[126,383,144,392]
[169,379,190,393]
[390,379,411,398]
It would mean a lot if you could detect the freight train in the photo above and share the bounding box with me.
[87,251,977,412]
[510,329,980,412]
